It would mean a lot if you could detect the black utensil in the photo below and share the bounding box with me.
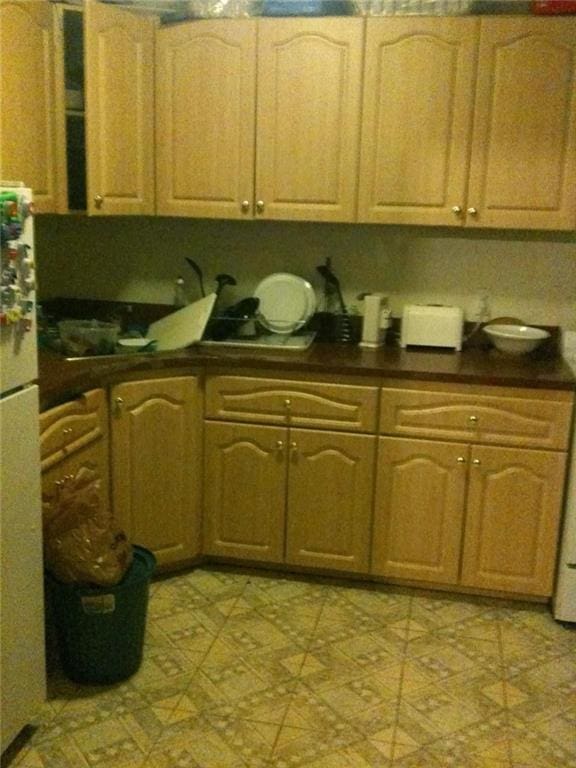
[185,258,206,297]
[316,264,353,343]
[214,273,237,297]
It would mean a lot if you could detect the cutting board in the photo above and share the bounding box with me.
[146,293,217,351]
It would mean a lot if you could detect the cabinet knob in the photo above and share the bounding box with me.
[468,415,478,424]
[467,207,478,217]
[63,427,73,436]
[241,200,250,214]
[451,205,463,217]
[275,440,284,453]
[457,456,466,464]
[289,441,297,454]
[284,398,292,410]
[256,200,265,214]
[472,458,481,466]
[114,396,124,415]
[94,195,104,209]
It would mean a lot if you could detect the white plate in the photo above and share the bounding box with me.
[254,273,316,335]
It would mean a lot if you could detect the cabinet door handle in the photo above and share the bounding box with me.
[289,441,297,455]
[275,440,284,453]
[241,200,250,214]
[94,195,104,209]
[457,456,466,464]
[451,205,463,217]
[63,427,73,436]
[284,398,292,410]
[472,458,481,466]
[467,207,478,217]
[256,200,265,214]
[468,415,478,424]
[114,396,124,415]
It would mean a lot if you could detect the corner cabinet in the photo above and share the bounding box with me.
[204,375,378,572]
[373,383,572,597]
[358,16,576,230]
[110,376,202,568]
[156,18,363,222]
[0,0,155,215]
[0,0,64,213]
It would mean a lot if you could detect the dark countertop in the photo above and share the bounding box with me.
[38,341,576,410]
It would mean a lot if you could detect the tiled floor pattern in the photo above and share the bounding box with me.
[6,567,576,768]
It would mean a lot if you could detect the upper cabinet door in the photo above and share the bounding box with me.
[256,18,363,222]
[358,17,478,226]
[156,20,256,219]
[84,1,156,216]
[0,1,65,212]
[467,17,576,230]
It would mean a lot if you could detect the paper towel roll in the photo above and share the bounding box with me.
[360,293,385,349]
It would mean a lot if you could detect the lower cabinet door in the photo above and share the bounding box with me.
[42,437,111,520]
[285,429,375,573]
[461,445,566,596]
[204,421,287,562]
[372,437,468,584]
[111,376,202,567]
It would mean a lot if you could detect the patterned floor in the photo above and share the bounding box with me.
[5,566,576,768]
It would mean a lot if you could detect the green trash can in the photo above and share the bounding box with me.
[46,546,156,685]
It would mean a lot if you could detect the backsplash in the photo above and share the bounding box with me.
[36,215,576,329]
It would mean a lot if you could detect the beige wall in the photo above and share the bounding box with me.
[37,215,576,328]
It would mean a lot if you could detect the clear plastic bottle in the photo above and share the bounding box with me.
[174,276,187,308]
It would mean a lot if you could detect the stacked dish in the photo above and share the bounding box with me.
[254,273,316,335]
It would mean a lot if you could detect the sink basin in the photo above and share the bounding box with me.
[484,324,550,355]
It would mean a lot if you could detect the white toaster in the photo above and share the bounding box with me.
[400,304,464,351]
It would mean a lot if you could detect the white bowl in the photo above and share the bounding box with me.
[484,324,550,355]
[117,337,155,352]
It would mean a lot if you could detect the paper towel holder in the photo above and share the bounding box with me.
[359,293,389,349]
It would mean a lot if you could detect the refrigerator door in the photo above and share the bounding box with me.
[0,385,46,752]
[0,185,37,396]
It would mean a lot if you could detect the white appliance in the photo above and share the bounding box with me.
[554,333,576,622]
[359,293,390,350]
[400,304,464,351]
[0,182,46,752]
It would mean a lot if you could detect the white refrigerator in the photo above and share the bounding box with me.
[0,182,46,752]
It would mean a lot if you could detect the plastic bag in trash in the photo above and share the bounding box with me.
[42,466,133,587]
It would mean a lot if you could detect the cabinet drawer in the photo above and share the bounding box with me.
[379,386,572,450]
[206,376,378,433]
[40,389,108,468]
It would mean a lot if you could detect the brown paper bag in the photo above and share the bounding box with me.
[43,466,133,586]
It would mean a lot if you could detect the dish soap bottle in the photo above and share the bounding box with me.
[173,276,187,308]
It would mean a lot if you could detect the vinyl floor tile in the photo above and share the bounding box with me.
[6,566,576,768]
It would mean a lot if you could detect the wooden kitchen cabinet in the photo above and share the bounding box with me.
[204,421,287,562]
[155,20,256,220]
[467,17,576,230]
[156,17,363,222]
[358,17,478,227]
[285,428,374,573]
[359,16,576,230]
[254,18,363,222]
[84,0,156,215]
[0,0,155,215]
[110,376,202,568]
[373,382,572,596]
[204,373,377,572]
[40,388,110,519]
[0,0,65,213]
[372,437,467,585]
[204,420,375,573]
[461,444,566,596]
